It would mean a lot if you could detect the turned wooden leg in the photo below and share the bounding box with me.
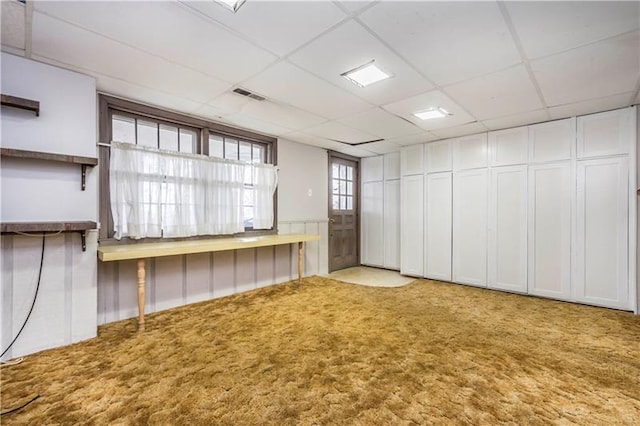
[298,242,304,283]
[137,258,146,332]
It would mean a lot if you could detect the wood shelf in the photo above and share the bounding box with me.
[1,94,40,116]
[1,221,97,251]
[0,148,98,191]
[0,147,98,166]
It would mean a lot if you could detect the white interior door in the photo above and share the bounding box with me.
[384,179,401,270]
[401,174,424,277]
[528,162,572,300]
[425,172,452,281]
[362,181,384,267]
[453,169,488,286]
[575,157,629,309]
[488,165,528,293]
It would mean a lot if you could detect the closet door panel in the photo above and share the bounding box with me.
[425,139,453,173]
[384,179,401,270]
[384,152,401,180]
[575,157,629,309]
[528,162,571,300]
[453,133,488,170]
[489,126,528,166]
[425,172,452,281]
[453,169,488,286]
[577,108,632,158]
[401,144,424,176]
[529,118,575,163]
[401,174,424,276]
[362,156,384,183]
[488,165,527,293]
[362,181,384,267]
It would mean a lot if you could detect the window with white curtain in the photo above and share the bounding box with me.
[100,95,277,241]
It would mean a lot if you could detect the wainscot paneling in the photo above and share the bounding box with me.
[1,232,97,361]
[96,220,328,325]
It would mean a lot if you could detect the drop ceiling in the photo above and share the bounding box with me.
[2,0,639,157]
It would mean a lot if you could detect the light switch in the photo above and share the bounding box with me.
[307,189,313,197]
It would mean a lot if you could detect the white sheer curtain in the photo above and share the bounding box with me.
[110,142,263,240]
[252,163,278,229]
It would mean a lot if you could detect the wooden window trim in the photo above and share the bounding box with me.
[98,94,278,243]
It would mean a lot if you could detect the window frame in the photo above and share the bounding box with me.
[98,94,278,244]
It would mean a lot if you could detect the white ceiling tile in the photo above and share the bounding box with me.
[31,12,232,104]
[1,1,25,51]
[304,121,378,144]
[334,145,378,157]
[481,109,549,131]
[33,1,275,83]
[335,1,376,15]
[358,140,401,155]
[506,1,640,59]
[445,65,543,120]
[359,2,520,85]
[337,108,422,139]
[179,0,346,57]
[430,122,488,139]
[282,132,343,151]
[204,91,328,131]
[382,90,476,131]
[386,132,439,146]
[532,31,640,106]
[220,114,293,137]
[92,72,203,115]
[243,61,372,119]
[239,100,328,131]
[547,92,634,120]
[289,20,433,105]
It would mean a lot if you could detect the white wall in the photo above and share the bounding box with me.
[97,138,330,325]
[1,53,98,360]
[277,138,328,222]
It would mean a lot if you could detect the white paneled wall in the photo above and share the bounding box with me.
[97,220,328,325]
[361,153,401,270]
[1,232,98,360]
[397,106,637,312]
[1,53,98,360]
[453,169,488,287]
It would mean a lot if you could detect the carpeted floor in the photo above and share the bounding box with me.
[2,276,639,425]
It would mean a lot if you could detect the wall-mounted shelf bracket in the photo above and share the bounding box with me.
[1,221,97,252]
[0,148,98,191]
[1,94,40,116]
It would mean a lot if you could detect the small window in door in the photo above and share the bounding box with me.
[332,163,354,211]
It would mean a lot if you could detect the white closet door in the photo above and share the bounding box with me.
[401,144,424,176]
[401,174,424,276]
[425,172,452,281]
[362,181,384,267]
[384,179,401,270]
[577,108,632,158]
[453,169,488,286]
[529,118,575,163]
[453,133,488,170]
[528,162,571,300]
[384,152,401,180]
[575,157,629,309]
[488,126,528,166]
[362,156,384,182]
[488,165,527,293]
[425,139,452,173]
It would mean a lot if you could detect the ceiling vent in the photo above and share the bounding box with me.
[232,88,265,101]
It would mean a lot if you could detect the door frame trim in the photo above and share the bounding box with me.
[327,151,361,272]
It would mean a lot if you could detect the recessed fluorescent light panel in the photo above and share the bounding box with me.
[413,107,451,120]
[215,0,246,13]
[341,61,392,88]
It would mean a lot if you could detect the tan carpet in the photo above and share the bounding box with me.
[1,276,639,425]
